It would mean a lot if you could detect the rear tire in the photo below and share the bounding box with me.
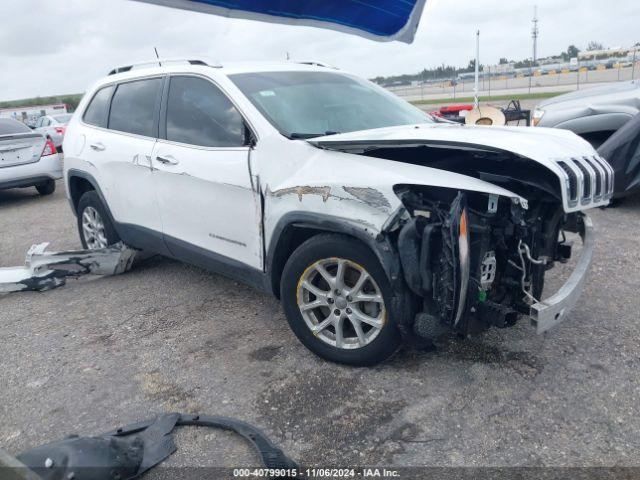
[280,234,401,366]
[36,180,55,196]
[77,190,121,249]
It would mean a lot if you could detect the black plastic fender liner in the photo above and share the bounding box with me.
[103,413,298,472]
[419,222,440,294]
[397,218,422,296]
[13,413,298,480]
[397,219,441,297]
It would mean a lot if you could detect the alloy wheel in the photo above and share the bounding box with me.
[296,257,386,350]
[81,206,108,249]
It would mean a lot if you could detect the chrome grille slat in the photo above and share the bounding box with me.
[565,158,585,203]
[594,156,610,196]
[555,155,614,210]
[596,155,615,197]
[574,158,596,203]
[584,156,605,199]
[557,161,578,205]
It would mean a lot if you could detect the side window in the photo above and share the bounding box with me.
[83,85,115,128]
[42,118,51,127]
[166,76,246,147]
[109,78,163,137]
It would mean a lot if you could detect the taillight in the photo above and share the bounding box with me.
[55,126,66,135]
[42,138,56,156]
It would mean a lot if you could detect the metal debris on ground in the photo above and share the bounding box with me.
[0,242,136,294]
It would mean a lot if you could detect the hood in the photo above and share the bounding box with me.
[309,122,598,169]
[536,80,640,110]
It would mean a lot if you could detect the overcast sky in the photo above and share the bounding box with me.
[1,0,639,101]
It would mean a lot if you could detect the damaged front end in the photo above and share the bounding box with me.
[392,186,591,339]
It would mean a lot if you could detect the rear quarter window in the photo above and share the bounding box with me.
[83,85,115,128]
[108,78,163,137]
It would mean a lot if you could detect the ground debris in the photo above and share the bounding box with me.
[0,242,136,294]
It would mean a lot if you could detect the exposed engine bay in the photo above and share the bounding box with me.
[341,142,600,339]
[394,185,576,338]
[305,136,607,341]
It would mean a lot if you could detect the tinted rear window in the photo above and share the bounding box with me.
[0,119,31,135]
[83,85,114,128]
[109,78,163,137]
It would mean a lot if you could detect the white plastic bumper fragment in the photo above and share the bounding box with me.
[529,214,594,333]
[0,242,136,294]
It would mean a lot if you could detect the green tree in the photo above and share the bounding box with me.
[567,45,580,58]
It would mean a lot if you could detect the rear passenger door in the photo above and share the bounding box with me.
[152,75,262,269]
[84,77,165,244]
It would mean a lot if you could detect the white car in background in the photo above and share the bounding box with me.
[34,113,73,151]
[63,60,612,365]
[0,118,61,195]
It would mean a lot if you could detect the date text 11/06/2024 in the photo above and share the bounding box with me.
[233,467,400,477]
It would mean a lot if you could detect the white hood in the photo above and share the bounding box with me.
[310,122,611,213]
[311,122,599,168]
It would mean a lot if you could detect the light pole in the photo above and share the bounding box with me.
[474,30,480,108]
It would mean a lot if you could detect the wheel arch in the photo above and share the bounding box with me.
[68,172,96,215]
[266,212,402,299]
[67,169,118,229]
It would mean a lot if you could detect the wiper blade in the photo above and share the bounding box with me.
[289,131,340,139]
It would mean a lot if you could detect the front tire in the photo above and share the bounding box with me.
[36,180,55,196]
[77,190,120,249]
[280,234,401,366]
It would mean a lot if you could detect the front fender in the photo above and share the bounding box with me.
[262,148,524,246]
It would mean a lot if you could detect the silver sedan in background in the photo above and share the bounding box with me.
[533,79,640,147]
[33,113,72,151]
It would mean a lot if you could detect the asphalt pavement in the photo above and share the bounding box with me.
[1,180,640,477]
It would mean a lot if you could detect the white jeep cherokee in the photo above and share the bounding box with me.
[63,59,613,365]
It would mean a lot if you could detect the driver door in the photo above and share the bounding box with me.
[152,75,263,269]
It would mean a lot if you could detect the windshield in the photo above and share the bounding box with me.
[53,114,72,123]
[229,71,432,138]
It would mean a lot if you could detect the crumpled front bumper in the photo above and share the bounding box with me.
[529,214,595,333]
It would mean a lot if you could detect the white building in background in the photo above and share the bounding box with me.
[483,63,515,75]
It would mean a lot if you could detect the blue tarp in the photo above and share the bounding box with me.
[132,0,428,43]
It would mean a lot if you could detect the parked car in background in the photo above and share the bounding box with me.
[0,118,61,195]
[34,113,73,151]
[64,60,611,365]
[597,112,640,200]
[533,79,640,147]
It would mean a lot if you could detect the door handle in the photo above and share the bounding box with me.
[156,155,179,166]
[90,142,106,152]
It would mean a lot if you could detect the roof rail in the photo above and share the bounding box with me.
[296,61,339,69]
[108,58,221,76]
